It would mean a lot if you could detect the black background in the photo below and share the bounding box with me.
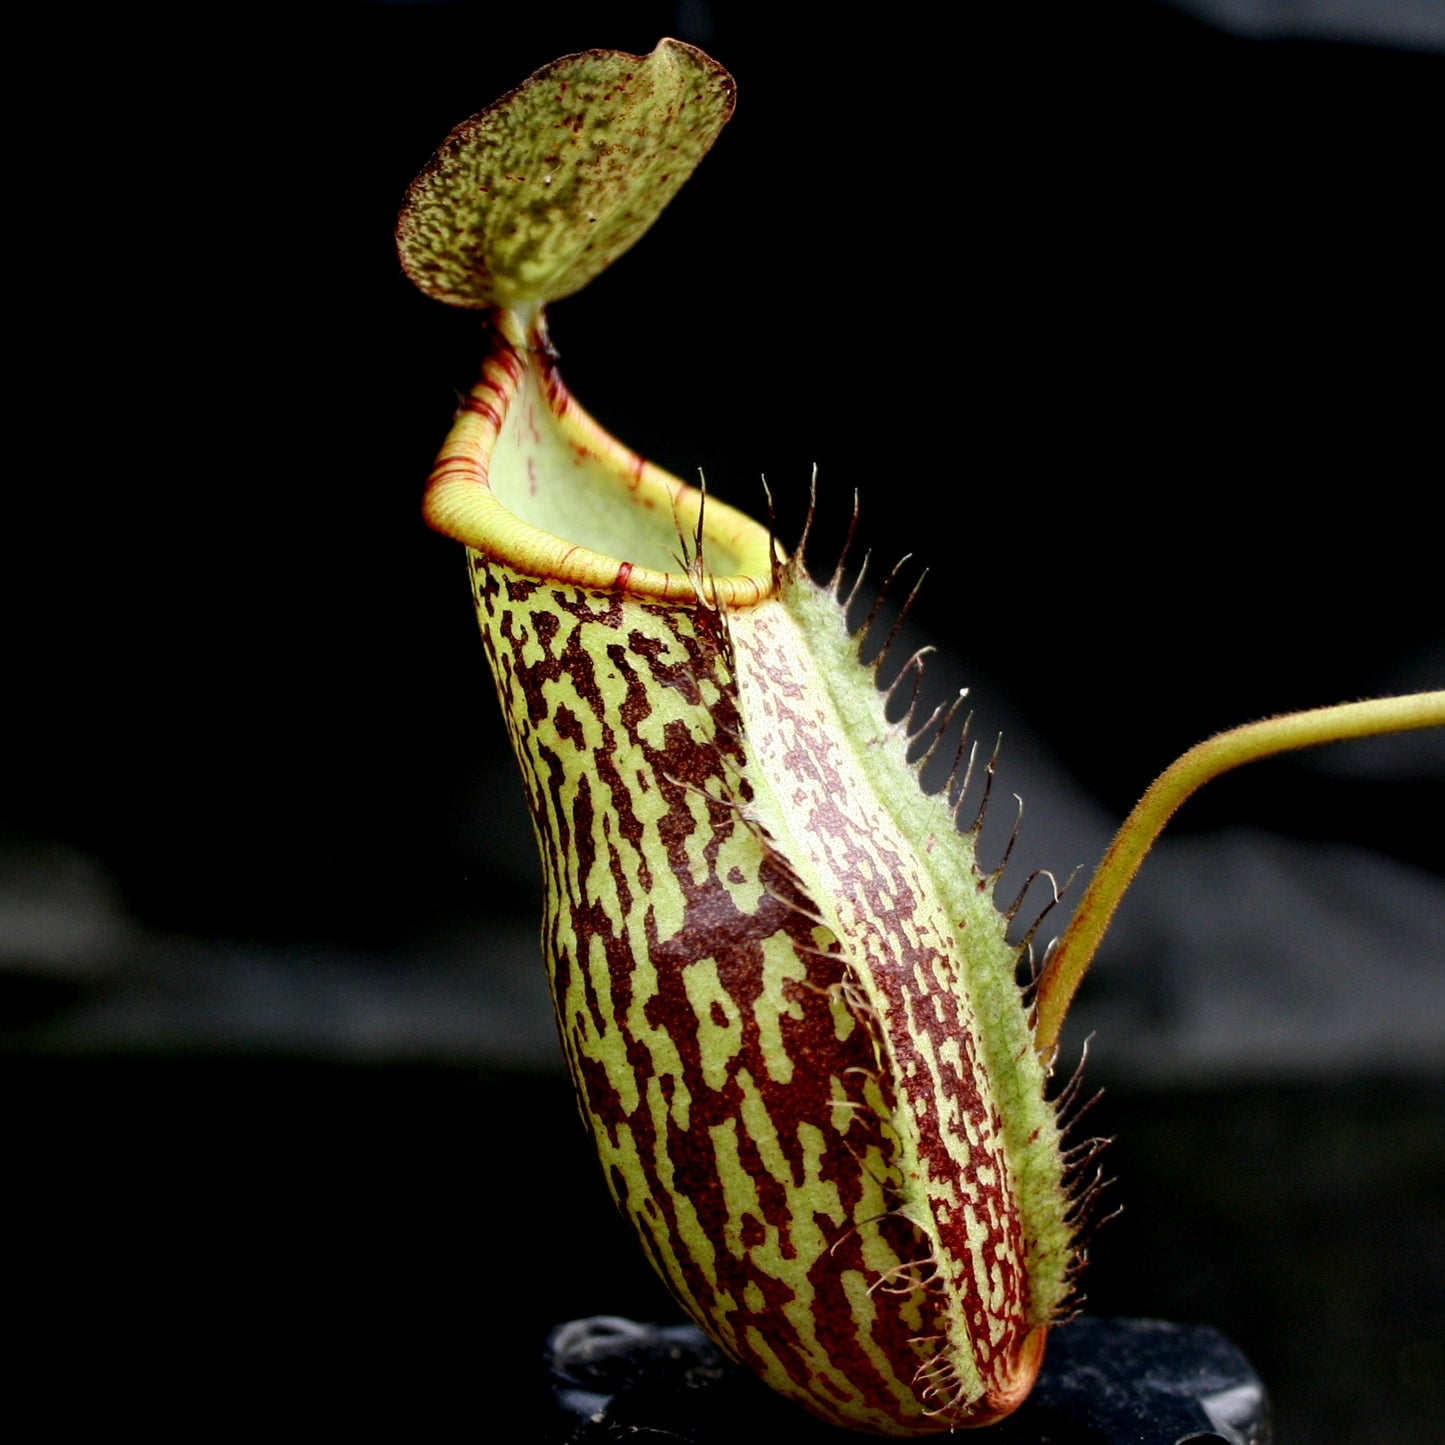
[9,3,1443,1439]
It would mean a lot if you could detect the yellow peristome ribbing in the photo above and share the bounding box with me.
[424,308,779,602]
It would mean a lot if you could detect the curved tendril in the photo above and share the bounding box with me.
[1033,689,1445,1058]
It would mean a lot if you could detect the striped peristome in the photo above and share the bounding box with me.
[420,306,1077,1434]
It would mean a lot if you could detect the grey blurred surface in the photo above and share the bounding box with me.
[1159,0,1445,50]
[6,670,1442,1083]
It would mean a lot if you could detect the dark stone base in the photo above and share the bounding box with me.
[544,1314,1269,1443]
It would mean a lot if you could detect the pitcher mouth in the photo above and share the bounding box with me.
[423,307,781,606]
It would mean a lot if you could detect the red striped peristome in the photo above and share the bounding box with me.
[424,308,1081,1435]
